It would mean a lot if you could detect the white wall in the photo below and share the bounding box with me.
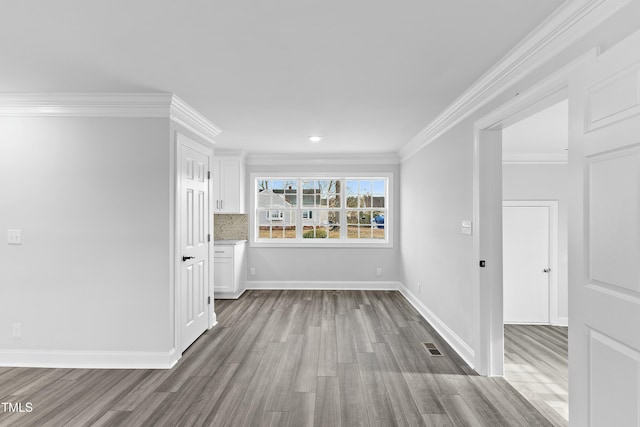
[400,126,476,354]
[0,117,173,357]
[503,164,569,323]
[245,162,401,287]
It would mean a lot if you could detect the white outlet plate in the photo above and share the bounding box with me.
[12,323,22,338]
[8,229,22,245]
[376,268,383,277]
[250,267,256,276]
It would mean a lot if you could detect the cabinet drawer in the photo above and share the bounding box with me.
[213,246,233,258]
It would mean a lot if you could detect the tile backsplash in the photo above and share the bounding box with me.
[214,214,249,240]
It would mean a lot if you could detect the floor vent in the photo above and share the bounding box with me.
[423,342,443,357]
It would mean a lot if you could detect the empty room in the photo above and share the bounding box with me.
[2,1,640,426]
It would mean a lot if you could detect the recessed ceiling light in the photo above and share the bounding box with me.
[309,136,322,143]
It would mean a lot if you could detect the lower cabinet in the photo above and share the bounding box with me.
[213,242,246,299]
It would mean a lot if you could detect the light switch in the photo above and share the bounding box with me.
[7,229,22,245]
[461,221,472,236]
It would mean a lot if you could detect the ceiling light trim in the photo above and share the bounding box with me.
[399,0,629,161]
[0,92,222,142]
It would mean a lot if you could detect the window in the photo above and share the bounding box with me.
[253,175,391,246]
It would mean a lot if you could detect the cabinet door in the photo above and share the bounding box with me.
[213,257,234,294]
[219,160,242,213]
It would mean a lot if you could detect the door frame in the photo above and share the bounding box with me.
[173,131,215,357]
[472,48,597,376]
[503,200,559,325]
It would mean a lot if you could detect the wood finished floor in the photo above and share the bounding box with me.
[0,290,554,426]
[504,325,568,427]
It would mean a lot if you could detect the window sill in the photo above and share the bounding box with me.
[250,240,393,249]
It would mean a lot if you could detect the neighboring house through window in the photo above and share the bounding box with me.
[252,174,391,246]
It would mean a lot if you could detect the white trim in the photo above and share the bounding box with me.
[399,0,626,161]
[476,49,598,130]
[246,152,400,166]
[502,154,568,164]
[398,283,476,369]
[245,280,400,291]
[170,95,222,143]
[0,93,222,143]
[214,288,249,299]
[250,173,393,248]
[557,316,569,327]
[0,348,178,369]
[503,200,560,326]
[471,49,594,376]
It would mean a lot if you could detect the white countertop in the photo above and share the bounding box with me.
[213,239,247,246]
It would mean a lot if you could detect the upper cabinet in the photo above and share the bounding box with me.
[213,151,245,213]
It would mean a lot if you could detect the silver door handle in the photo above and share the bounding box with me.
[543,268,551,273]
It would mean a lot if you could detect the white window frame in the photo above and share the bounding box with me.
[251,172,393,248]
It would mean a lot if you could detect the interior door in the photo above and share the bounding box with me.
[569,28,640,427]
[503,204,550,324]
[179,139,210,352]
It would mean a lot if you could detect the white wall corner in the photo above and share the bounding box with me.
[397,283,476,370]
[0,348,179,370]
[399,0,629,162]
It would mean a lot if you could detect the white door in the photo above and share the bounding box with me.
[569,28,640,427]
[179,139,210,352]
[503,205,550,324]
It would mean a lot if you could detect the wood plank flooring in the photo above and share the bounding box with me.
[0,290,554,426]
[504,325,569,427]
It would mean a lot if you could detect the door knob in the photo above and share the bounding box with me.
[182,256,195,262]
[543,268,551,273]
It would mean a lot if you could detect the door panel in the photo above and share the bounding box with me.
[569,28,640,426]
[180,142,210,352]
[503,205,550,324]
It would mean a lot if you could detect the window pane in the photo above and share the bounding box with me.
[372,210,385,239]
[302,194,315,207]
[258,210,296,239]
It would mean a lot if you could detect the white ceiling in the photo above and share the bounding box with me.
[502,99,568,163]
[0,0,563,154]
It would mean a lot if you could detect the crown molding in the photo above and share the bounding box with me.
[399,0,630,162]
[0,92,222,142]
[246,152,401,166]
[169,95,222,142]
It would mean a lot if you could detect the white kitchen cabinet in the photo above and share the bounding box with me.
[213,241,246,299]
[213,153,245,213]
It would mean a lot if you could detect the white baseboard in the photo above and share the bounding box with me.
[214,287,248,299]
[245,280,401,291]
[556,316,568,327]
[0,348,178,369]
[397,283,476,370]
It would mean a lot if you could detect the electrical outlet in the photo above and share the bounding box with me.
[250,267,256,276]
[376,267,383,277]
[12,323,22,338]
